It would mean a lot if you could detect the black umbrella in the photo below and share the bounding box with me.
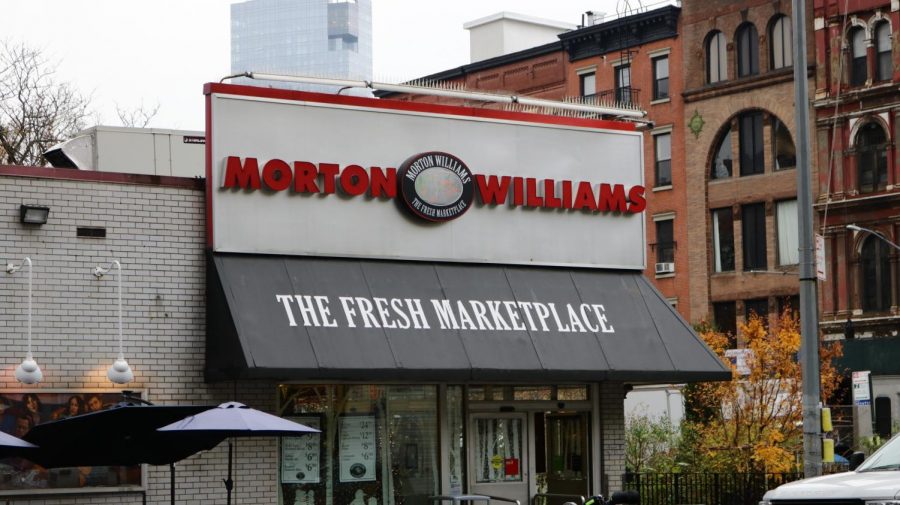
[23,401,224,505]
[158,402,319,505]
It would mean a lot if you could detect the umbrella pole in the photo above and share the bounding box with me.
[170,463,175,505]
[225,439,234,505]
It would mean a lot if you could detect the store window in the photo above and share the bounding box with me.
[856,122,888,193]
[875,22,892,82]
[707,31,728,83]
[654,132,672,186]
[776,199,799,266]
[712,207,735,272]
[711,125,733,179]
[736,23,760,77]
[655,218,675,265]
[615,65,633,105]
[861,235,892,312]
[652,55,669,100]
[850,27,867,86]
[772,118,796,170]
[713,301,737,346]
[580,72,596,97]
[742,202,767,271]
[739,112,764,176]
[467,385,588,402]
[770,15,793,70]
[278,385,440,505]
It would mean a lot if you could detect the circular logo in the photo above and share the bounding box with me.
[398,152,474,222]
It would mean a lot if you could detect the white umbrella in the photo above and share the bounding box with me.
[158,402,318,505]
[0,431,36,449]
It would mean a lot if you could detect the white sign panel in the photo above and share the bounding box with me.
[207,84,646,269]
[281,416,321,484]
[852,370,871,406]
[339,415,377,483]
[816,233,826,281]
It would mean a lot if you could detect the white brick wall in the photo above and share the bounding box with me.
[0,172,278,505]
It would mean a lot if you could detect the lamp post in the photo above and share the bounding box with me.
[847,224,900,252]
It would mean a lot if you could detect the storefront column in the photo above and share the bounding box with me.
[597,382,626,495]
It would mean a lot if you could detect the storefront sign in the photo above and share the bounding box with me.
[275,293,615,334]
[281,416,322,484]
[852,371,871,406]
[206,84,645,270]
[339,416,376,483]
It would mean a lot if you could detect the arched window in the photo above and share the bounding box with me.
[856,122,888,193]
[861,235,891,312]
[707,31,728,83]
[850,26,867,86]
[770,15,793,70]
[736,23,760,77]
[875,21,892,82]
[772,118,796,170]
[711,125,733,179]
[739,111,764,175]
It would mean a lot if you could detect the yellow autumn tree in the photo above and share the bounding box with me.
[684,308,842,473]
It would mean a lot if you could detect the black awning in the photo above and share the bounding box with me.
[206,254,730,383]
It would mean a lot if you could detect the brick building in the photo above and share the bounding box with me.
[812,0,900,438]
[680,0,813,341]
[380,6,692,321]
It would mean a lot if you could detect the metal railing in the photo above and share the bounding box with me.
[532,493,586,505]
[623,472,803,505]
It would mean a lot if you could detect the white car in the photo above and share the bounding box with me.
[761,435,900,504]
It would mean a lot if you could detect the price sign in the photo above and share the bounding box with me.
[339,415,377,482]
[281,416,322,484]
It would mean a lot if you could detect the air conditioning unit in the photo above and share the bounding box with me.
[655,262,675,274]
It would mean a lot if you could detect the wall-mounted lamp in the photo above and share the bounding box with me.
[94,260,134,384]
[19,205,50,225]
[6,257,42,384]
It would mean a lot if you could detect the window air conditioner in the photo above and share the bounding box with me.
[655,262,675,274]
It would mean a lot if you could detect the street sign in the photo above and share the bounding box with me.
[852,370,871,406]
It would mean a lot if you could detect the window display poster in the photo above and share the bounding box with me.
[282,416,322,484]
[339,415,376,482]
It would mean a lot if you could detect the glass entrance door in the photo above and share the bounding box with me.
[542,413,589,501]
[468,413,529,505]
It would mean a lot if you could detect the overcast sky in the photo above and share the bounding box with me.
[4,0,628,131]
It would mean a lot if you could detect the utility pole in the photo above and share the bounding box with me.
[792,0,822,478]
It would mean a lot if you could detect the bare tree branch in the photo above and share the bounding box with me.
[0,42,91,166]
[115,100,160,128]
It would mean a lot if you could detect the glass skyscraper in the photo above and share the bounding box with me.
[231,0,373,94]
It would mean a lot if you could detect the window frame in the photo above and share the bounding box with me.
[736,23,760,77]
[652,55,670,101]
[739,112,765,176]
[875,21,892,82]
[775,199,799,266]
[856,122,888,194]
[861,235,892,312]
[711,125,734,180]
[579,72,596,97]
[615,64,633,104]
[707,31,728,84]
[770,15,793,70]
[712,207,736,272]
[772,117,796,170]
[741,202,767,271]
[654,218,676,265]
[654,131,672,187]
[850,26,867,86]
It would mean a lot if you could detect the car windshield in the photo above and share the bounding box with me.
[857,434,900,471]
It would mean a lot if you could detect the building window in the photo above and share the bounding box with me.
[736,23,760,77]
[856,122,888,193]
[707,31,728,83]
[655,218,675,264]
[653,55,669,100]
[861,235,891,312]
[739,112,764,175]
[778,295,800,320]
[772,118,796,170]
[745,298,769,320]
[776,199,799,266]
[742,202,767,271]
[713,301,738,344]
[712,207,735,272]
[654,132,672,186]
[580,72,596,97]
[770,15,793,70]
[875,22,892,82]
[711,125,733,179]
[850,27,867,86]
[615,65,633,104]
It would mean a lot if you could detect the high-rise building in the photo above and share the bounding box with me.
[230,0,372,93]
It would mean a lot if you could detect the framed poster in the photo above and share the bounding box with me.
[0,390,144,495]
[281,415,322,484]
[338,415,376,483]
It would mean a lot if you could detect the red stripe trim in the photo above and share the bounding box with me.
[0,165,203,189]
[204,82,636,132]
